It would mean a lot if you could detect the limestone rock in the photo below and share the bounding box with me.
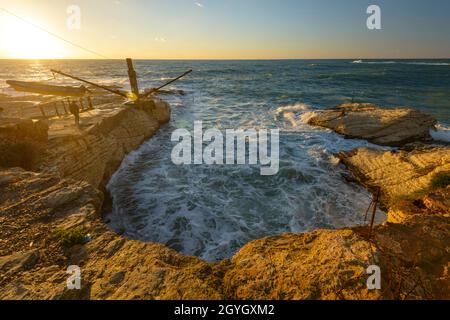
[42,100,167,189]
[0,118,48,144]
[1,97,448,300]
[336,145,449,299]
[337,146,450,211]
[307,103,437,146]
[223,230,382,300]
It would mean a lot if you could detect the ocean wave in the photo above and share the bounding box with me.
[273,103,315,127]
[108,100,385,261]
[274,103,310,115]
[430,124,450,143]
[352,60,449,66]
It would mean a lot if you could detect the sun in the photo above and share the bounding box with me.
[0,14,66,59]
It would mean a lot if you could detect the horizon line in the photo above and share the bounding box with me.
[0,57,449,61]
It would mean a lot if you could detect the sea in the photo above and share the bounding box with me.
[1,59,449,261]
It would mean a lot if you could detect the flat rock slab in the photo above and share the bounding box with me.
[307,103,437,147]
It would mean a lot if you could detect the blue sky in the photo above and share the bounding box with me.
[1,0,449,59]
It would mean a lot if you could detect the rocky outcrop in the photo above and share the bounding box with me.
[337,146,450,212]
[223,230,383,300]
[0,99,224,300]
[0,168,223,300]
[0,118,48,143]
[335,147,450,299]
[42,99,170,189]
[1,100,448,300]
[307,103,437,146]
[0,119,49,170]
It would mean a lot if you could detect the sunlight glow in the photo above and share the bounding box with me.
[0,14,65,59]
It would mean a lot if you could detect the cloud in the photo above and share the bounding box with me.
[195,2,204,8]
[154,37,167,42]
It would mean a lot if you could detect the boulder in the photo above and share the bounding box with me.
[307,103,437,146]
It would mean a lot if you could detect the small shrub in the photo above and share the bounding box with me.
[431,171,450,189]
[52,227,87,248]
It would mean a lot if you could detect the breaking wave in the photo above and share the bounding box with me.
[108,97,386,262]
[431,124,450,143]
[352,60,449,66]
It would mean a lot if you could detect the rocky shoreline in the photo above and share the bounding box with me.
[0,101,448,299]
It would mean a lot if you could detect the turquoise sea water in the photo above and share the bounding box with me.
[1,59,449,261]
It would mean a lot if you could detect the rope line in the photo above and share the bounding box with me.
[0,7,109,59]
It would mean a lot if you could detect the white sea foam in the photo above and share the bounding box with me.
[274,103,310,115]
[107,99,390,262]
[430,124,450,143]
[351,60,449,66]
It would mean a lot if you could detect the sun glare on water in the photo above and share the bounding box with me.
[0,14,65,59]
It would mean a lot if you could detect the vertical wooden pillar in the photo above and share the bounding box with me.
[61,100,68,114]
[39,105,47,118]
[79,98,85,111]
[87,96,94,109]
[54,102,60,117]
[126,58,140,100]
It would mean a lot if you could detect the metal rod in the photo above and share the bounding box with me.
[50,69,128,98]
[143,70,192,98]
[369,187,381,235]
[364,201,373,223]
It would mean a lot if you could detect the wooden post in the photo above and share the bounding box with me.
[54,102,60,117]
[126,58,140,100]
[39,105,46,118]
[79,98,85,111]
[61,100,68,114]
[87,96,94,109]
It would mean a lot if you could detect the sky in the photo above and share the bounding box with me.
[0,0,449,59]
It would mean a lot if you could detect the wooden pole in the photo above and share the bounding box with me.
[142,69,193,98]
[50,69,128,98]
[126,58,140,100]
